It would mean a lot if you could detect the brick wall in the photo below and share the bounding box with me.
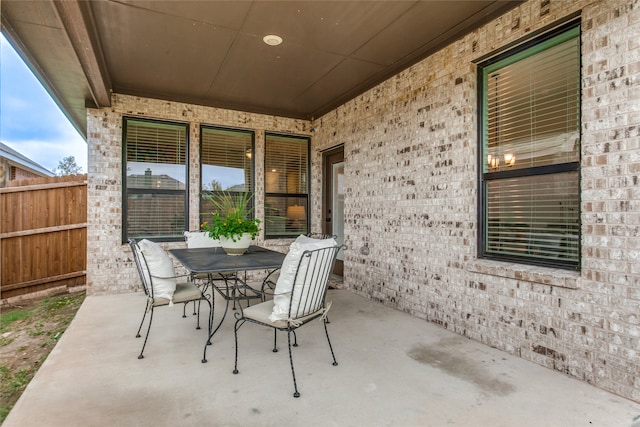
[312,0,639,401]
[86,0,640,401]
[86,95,312,295]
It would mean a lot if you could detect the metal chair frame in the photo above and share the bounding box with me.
[259,234,337,349]
[260,233,336,295]
[129,238,213,359]
[233,244,345,398]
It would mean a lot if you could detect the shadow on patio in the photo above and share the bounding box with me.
[4,288,639,427]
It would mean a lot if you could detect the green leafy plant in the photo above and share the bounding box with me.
[201,191,261,241]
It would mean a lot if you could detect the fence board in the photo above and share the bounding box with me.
[1,174,87,300]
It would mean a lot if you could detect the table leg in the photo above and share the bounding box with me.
[202,274,233,363]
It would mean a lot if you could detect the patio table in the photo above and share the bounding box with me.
[168,245,286,362]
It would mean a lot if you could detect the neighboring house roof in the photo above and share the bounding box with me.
[0,141,54,177]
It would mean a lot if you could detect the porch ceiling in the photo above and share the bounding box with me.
[1,0,521,138]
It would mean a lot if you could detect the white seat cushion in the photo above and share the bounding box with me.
[138,239,177,303]
[269,235,336,322]
[246,300,323,329]
[153,281,202,306]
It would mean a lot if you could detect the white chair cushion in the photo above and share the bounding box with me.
[153,281,201,306]
[184,231,221,248]
[246,300,325,329]
[269,235,336,322]
[138,239,177,303]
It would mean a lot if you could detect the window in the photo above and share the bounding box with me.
[478,23,581,269]
[200,126,254,224]
[264,133,309,238]
[123,118,188,242]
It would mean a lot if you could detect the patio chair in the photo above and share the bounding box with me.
[233,241,344,398]
[261,233,336,296]
[129,238,212,359]
[259,234,340,349]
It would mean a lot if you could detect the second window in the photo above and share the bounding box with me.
[264,133,310,238]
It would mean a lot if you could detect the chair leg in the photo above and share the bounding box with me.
[323,319,338,366]
[232,319,243,373]
[272,329,297,350]
[287,330,300,398]
[138,306,154,359]
[136,301,149,338]
[182,301,196,318]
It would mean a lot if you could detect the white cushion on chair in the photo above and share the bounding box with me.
[269,235,336,322]
[184,231,221,248]
[247,300,324,328]
[138,239,177,303]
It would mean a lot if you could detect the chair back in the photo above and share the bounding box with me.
[184,231,221,248]
[128,238,154,298]
[288,245,343,320]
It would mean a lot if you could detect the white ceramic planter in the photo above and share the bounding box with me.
[219,233,252,255]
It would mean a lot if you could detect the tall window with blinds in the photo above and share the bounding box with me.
[478,23,581,269]
[123,118,188,241]
[264,133,309,238]
[200,126,254,225]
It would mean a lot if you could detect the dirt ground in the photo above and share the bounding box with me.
[0,292,86,422]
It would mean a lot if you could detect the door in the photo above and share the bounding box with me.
[322,146,344,276]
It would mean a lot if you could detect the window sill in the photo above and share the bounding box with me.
[467,259,580,289]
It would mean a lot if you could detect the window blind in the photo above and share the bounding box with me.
[126,193,186,239]
[201,127,253,192]
[125,119,187,190]
[199,127,254,225]
[485,29,580,172]
[264,133,309,238]
[124,118,188,241]
[265,134,308,194]
[485,172,579,261]
[481,24,581,269]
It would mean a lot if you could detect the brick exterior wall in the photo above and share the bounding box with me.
[86,0,639,401]
[311,0,640,402]
[86,95,312,295]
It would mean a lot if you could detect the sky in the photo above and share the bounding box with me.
[1,33,87,174]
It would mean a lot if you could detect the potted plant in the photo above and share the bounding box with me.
[201,191,261,255]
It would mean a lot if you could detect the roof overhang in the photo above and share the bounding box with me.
[1,0,522,139]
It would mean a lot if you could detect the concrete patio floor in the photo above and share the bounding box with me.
[4,288,640,427]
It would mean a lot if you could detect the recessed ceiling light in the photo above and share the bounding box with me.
[263,34,283,46]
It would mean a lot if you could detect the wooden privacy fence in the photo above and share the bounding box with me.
[0,174,87,300]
